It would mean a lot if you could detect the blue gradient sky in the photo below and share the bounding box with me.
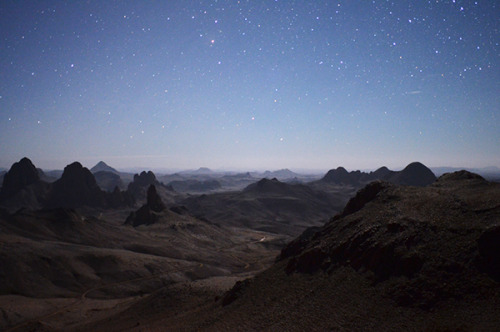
[1,1,498,171]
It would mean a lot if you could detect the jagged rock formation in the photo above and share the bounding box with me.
[0,159,132,210]
[126,170,175,205]
[0,157,40,199]
[125,185,166,227]
[128,171,158,198]
[108,186,135,208]
[0,158,49,210]
[46,162,107,208]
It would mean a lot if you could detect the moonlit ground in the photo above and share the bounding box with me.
[0,1,498,170]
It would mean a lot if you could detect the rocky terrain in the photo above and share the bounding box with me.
[1,157,498,331]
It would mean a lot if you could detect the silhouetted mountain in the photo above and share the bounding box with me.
[125,185,166,227]
[318,162,436,187]
[321,166,360,185]
[0,158,51,210]
[128,171,159,197]
[214,171,500,330]
[90,161,119,174]
[387,161,436,186]
[372,166,392,178]
[46,162,134,209]
[0,157,40,199]
[130,171,157,187]
[94,170,124,192]
[46,162,107,208]
[147,185,166,212]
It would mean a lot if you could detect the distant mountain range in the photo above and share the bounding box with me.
[317,162,437,187]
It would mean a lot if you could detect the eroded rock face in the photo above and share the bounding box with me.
[125,185,166,226]
[0,157,40,199]
[147,185,166,213]
[47,162,106,208]
[133,171,157,187]
[127,171,161,200]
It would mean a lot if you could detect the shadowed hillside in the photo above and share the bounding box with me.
[95,171,500,331]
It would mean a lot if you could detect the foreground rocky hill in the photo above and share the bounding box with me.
[94,170,500,331]
[207,171,500,331]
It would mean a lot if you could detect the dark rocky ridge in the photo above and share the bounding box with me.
[216,171,500,330]
[320,161,436,187]
[127,171,171,199]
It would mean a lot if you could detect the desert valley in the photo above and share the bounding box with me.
[0,158,499,331]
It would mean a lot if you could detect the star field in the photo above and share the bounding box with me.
[0,1,498,170]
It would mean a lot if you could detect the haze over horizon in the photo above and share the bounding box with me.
[1,1,498,171]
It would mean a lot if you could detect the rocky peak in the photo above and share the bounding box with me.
[47,162,105,208]
[59,162,99,188]
[147,184,165,212]
[0,157,40,199]
[90,161,118,174]
[133,171,157,187]
[322,166,358,184]
[389,162,436,186]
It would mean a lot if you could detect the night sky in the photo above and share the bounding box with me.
[1,1,498,171]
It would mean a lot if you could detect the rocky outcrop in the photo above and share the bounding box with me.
[147,185,166,212]
[46,162,106,208]
[0,157,40,199]
[108,186,135,208]
[125,185,166,227]
[274,171,500,309]
[127,171,164,200]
